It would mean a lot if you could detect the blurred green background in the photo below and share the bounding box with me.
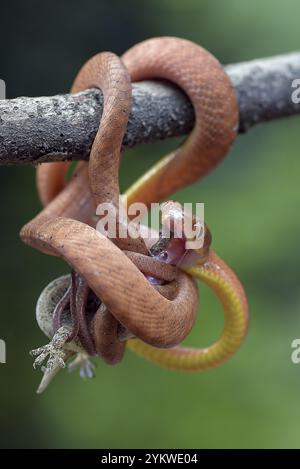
[0,0,300,449]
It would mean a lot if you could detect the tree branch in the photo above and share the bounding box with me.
[0,52,299,165]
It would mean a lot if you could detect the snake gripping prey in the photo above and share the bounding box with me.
[20,37,248,393]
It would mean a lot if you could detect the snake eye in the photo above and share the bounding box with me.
[158,251,169,262]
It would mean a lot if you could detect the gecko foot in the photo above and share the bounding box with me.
[68,352,96,379]
[30,326,71,371]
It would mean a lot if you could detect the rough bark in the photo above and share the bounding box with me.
[0,52,299,165]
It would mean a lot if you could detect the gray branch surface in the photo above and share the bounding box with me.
[0,52,300,165]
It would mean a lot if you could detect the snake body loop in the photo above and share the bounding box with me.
[21,51,198,349]
[122,37,238,207]
[22,37,249,371]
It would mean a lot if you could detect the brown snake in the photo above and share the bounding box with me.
[20,37,248,386]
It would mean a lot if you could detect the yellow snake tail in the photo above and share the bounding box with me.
[127,252,249,371]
